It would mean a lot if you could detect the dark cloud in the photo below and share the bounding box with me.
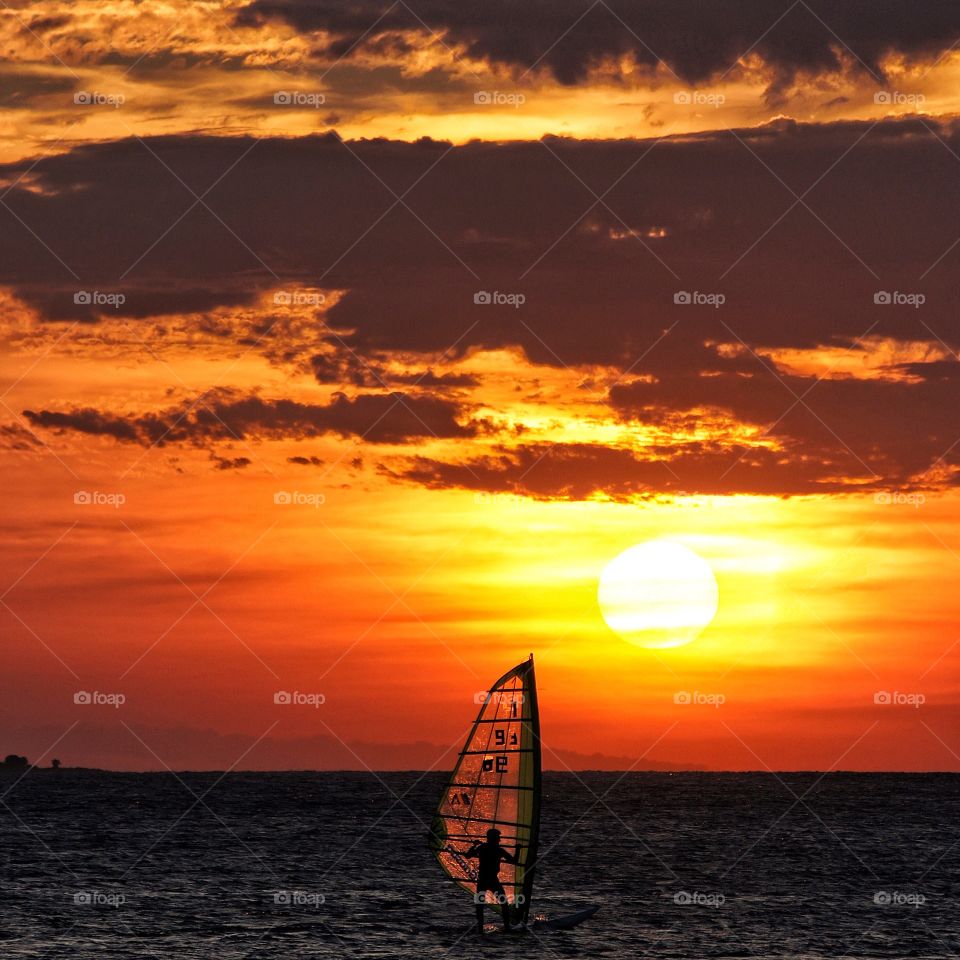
[0,68,75,108]
[24,389,476,447]
[12,284,261,322]
[609,348,960,488]
[393,369,478,388]
[310,63,469,98]
[0,422,44,451]
[310,351,478,389]
[393,439,871,499]
[24,407,141,443]
[237,0,960,97]
[211,453,252,470]
[897,358,960,382]
[4,119,960,495]
[24,15,72,34]
[4,119,959,362]
[288,454,324,465]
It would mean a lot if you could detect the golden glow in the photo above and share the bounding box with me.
[6,6,960,772]
[763,337,951,382]
[4,7,960,163]
[597,540,719,649]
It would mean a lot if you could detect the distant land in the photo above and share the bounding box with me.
[0,754,30,769]
[4,727,700,772]
[10,728,958,774]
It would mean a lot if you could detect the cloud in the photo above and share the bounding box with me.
[22,15,73,35]
[3,119,958,365]
[237,0,960,96]
[4,119,960,495]
[608,346,960,486]
[393,439,878,500]
[24,389,477,447]
[0,67,75,108]
[310,350,478,389]
[11,284,262,323]
[211,453,252,470]
[0,421,44,451]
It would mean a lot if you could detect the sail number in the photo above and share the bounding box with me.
[482,756,509,773]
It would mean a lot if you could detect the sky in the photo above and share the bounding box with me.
[3,0,960,771]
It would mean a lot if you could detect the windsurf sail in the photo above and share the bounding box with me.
[429,655,541,926]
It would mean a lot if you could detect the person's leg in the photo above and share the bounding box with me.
[475,886,486,934]
[493,882,511,931]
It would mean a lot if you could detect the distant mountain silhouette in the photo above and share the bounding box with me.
[3,726,702,772]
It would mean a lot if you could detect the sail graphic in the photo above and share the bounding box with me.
[430,655,541,925]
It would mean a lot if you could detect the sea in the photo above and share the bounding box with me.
[1,771,957,958]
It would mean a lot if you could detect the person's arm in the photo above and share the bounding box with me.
[465,842,481,858]
[500,845,521,864]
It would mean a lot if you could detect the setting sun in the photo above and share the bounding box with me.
[597,540,720,649]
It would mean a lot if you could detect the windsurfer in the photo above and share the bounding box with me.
[466,828,520,934]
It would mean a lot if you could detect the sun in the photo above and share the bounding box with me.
[598,540,719,649]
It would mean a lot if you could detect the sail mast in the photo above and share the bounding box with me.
[516,653,540,925]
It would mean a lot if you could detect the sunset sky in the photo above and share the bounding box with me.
[3,0,960,772]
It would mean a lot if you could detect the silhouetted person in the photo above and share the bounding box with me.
[51,759,61,770]
[466,828,519,934]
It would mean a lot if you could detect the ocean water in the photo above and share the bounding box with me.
[1,771,957,958]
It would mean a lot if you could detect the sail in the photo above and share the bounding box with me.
[429,655,541,925]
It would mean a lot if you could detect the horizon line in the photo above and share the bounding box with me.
[8,767,960,775]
